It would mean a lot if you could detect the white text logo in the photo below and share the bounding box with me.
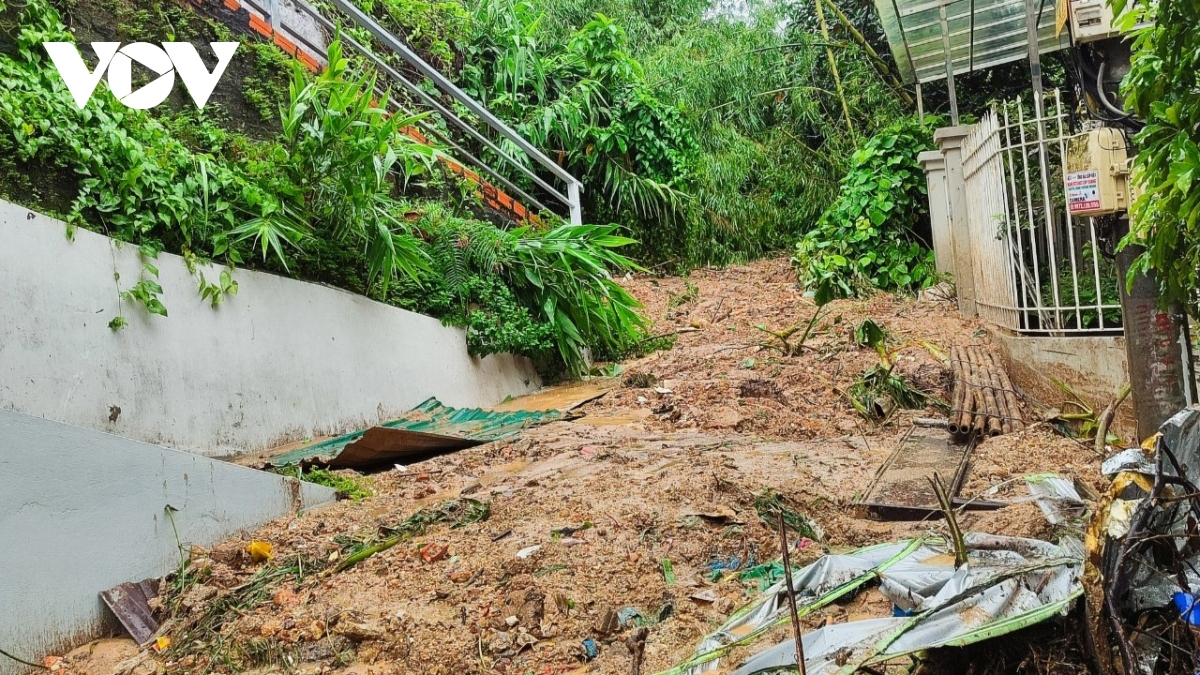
[43,42,239,110]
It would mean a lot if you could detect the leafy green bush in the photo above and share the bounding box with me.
[260,41,436,290]
[0,0,647,374]
[792,116,937,296]
[1116,0,1200,307]
[460,2,698,261]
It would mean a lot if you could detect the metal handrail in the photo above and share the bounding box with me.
[257,0,584,223]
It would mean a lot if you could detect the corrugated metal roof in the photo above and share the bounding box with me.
[266,397,564,468]
[874,0,1070,84]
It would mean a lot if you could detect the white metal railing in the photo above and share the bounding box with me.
[228,0,585,224]
[960,89,1123,334]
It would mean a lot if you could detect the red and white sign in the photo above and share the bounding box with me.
[1067,170,1102,214]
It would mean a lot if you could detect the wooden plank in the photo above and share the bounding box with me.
[856,425,996,520]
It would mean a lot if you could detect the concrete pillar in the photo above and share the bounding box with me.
[918,150,953,277]
[934,126,976,317]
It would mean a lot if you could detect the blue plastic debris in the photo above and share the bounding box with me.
[582,637,599,660]
[1175,591,1200,625]
[617,607,642,628]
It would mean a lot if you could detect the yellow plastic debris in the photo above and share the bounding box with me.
[153,637,171,652]
[246,540,274,562]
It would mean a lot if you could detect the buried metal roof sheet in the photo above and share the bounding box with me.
[266,397,563,468]
[874,0,1070,84]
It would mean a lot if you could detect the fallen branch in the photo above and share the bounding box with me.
[1094,382,1131,455]
[755,307,829,356]
[636,326,701,344]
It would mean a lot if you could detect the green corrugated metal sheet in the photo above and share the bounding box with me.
[266,397,563,468]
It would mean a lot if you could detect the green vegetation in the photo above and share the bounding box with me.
[1116,0,1200,310]
[793,116,938,296]
[333,498,491,571]
[0,0,645,372]
[0,0,955,376]
[270,466,373,500]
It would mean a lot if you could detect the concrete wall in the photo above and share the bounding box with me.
[993,331,1137,441]
[0,409,336,675]
[0,199,541,457]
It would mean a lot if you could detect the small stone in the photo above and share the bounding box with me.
[489,631,513,654]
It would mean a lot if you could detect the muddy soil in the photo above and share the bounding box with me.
[60,258,1097,675]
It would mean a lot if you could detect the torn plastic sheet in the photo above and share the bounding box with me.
[1025,473,1086,525]
[1102,447,1156,477]
[657,534,1081,675]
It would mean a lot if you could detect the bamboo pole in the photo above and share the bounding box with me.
[956,348,977,440]
[820,0,915,107]
[814,0,856,142]
[970,347,1003,436]
[983,350,1015,434]
[778,511,808,675]
[965,349,987,437]
[948,347,966,436]
[989,351,1025,431]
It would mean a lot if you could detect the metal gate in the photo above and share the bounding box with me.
[960,90,1123,334]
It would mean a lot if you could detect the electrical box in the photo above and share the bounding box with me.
[1070,0,1118,42]
[1065,127,1130,217]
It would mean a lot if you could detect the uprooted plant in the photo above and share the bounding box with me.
[754,305,831,357]
[753,489,822,542]
[163,555,319,671]
[846,320,944,421]
[333,498,491,572]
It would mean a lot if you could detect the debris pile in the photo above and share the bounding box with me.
[1089,406,1200,674]
[51,258,1111,675]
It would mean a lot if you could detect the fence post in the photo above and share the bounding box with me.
[918,150,952,277]
[935,126,976,317]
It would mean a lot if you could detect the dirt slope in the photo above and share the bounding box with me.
[60,258,1099,675]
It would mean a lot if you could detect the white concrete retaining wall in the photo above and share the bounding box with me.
[0,199,541,457]
[0,408,336,675]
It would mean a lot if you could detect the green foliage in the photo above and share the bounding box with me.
[241,41,295,121]
[271,40,436,291]
[793,116,937,296]
[1115,0,1200,308]
[847,363,928,420]
[1041,243,1121,330]
[334,498,490,571]
[0,0,648,374]
[358,0,469,68]
[461,2,698,262]
[753,489,820,541]
[271,466,372,500]
[0,3,269,265]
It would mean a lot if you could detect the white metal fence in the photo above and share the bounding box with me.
[960,90,1123,334]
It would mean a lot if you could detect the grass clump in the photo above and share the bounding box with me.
[271,466,372,501]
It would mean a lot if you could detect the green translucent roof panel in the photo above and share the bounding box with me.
[874,0,1071,84]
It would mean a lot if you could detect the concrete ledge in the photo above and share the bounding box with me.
[992,331,1136,441]
[0,199,541,457]
[0,409,335,675]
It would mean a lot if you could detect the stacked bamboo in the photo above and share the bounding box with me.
[948,346,1025,441]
